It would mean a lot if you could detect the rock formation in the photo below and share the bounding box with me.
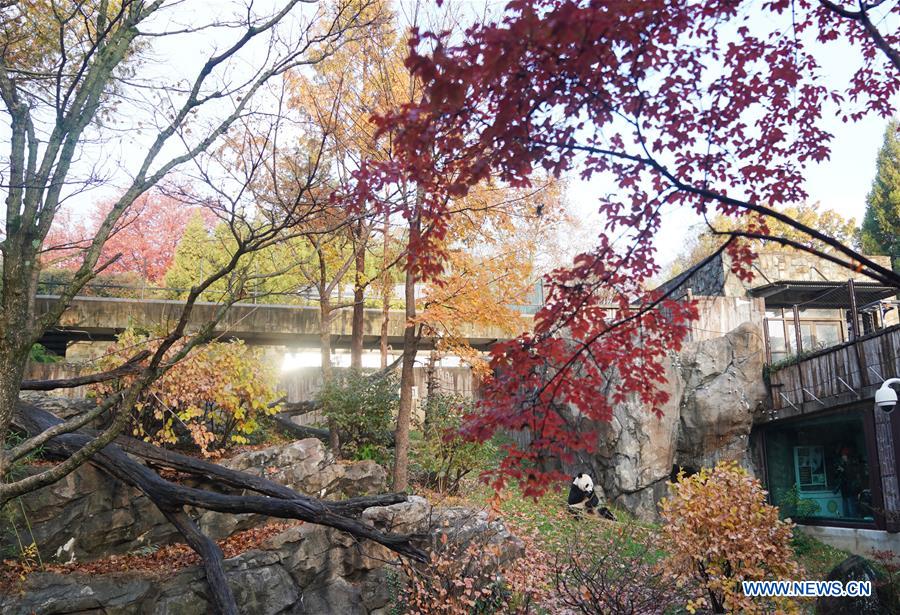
[3,436,387,561]
[594,321,767,520]
[1,497,523,615]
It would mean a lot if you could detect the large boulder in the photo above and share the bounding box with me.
[676,321,767,470]
[196,440,386,540]
[592,356,683,521]
[816,555,890,615]
[5,461,173,562]
[0,498,524,615]
[590,321,767,520]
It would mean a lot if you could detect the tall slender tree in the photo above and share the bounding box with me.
[862,120,900,270]
[1,0,372,499]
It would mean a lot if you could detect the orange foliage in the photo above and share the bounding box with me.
[660,461,801,614]
[91,330,282,455]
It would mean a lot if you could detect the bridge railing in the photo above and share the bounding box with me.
[36,280,322,305]
[36,279,547,313]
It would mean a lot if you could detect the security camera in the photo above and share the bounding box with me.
[875,379,900,414]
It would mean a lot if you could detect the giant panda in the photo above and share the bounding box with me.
[567,472,615,520]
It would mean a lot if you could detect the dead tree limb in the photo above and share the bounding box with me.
[111,433,407,513]
[164,508,238,615]
[20,350,152,390]
[15,401,427,614]
[272,412,332,442]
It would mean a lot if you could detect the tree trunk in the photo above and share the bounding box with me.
[380,211,391,369]
[319,296,342,458]
[0,244,39,478]
[423,350,437,438]
[0,347,28,477]
[392,215,420,492]
[350,219,366,369]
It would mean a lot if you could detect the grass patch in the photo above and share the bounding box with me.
[449,480,651,557]
[434,478,851,582]
[791,529,853,579]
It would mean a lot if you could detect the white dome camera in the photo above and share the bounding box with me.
[875,379,900,414]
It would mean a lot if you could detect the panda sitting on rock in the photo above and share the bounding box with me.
[567,472,615,520]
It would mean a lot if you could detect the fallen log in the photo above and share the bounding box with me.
[20,350,151,390]
[271,412,398,448]
[111,433,408,513]
[15,401,427,615]
[272,411,332,442]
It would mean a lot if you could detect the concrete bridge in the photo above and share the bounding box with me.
[35,295,527,355]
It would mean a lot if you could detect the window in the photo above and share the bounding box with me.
[764,308,846,362]
[767,319,788,363]
[765,411,874,523]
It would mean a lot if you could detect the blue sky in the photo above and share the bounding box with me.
[47,1,899,273]
[563,116,894,270]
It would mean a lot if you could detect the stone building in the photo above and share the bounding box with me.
[597,250,899,555]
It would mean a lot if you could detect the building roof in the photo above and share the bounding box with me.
[748,280,898,309]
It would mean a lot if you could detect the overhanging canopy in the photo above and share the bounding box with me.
[748,280,898,309]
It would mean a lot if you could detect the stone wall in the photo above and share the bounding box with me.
[745,252,892,288]
[657,251,892,301]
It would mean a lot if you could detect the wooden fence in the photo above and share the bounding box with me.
[768,324,900,413]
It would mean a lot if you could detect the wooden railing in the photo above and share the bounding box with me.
[768,325,900,413]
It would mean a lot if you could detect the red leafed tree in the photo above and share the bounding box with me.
[360,0,900,495]
[43,193,208,283]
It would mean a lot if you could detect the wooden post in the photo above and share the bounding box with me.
[792,304,803,356]
[849,279,870,388]
[874,408,900,531]
[793,304,806,404]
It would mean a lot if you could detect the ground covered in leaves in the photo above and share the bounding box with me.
[0,520,299,594]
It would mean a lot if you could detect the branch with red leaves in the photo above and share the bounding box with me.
[356,0,900,496]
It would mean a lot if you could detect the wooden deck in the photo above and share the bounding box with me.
[766,324,900,419]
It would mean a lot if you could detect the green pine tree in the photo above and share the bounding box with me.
[861,119,900,270]
[164,213,220,296]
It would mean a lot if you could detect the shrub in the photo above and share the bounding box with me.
[393,526,511,614]
[91,329,281,455]
[872,549,900,613]
[412,394,497,494]
[28,343,62,364]
[660,461,801,614]
[554,523,692,615]
[317,369,397,462]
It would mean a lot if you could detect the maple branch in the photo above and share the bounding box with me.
[536,237,736,406]
[819,0,900,72]
[710,229,871,275]
[544,139,900,287]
